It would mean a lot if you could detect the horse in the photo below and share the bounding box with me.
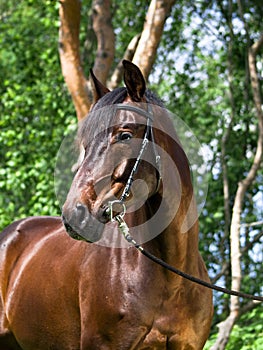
[0,60,213,349]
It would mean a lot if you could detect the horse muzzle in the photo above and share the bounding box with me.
[62,203,105,243]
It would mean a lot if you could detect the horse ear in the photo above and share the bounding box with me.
[123,60,146,102]
[90,69,110,103]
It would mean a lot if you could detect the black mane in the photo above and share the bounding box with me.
[78,87,164,148]
[92,87,164,111]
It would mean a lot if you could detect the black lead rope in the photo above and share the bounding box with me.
[114,215,263,302]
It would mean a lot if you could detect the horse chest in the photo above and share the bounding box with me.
[80,286,191,350]
[80,260,186,349]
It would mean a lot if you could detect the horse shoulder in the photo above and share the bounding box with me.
[0,217,62,303]
[0,217,84,350]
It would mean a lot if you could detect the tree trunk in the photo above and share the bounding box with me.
[220,0,235,316]
[92,0,115,85]
[108,34,141,90]
[59,0,91,121]
[59,0,176,119]
[132,0,176,81]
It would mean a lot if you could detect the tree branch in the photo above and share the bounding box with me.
[249,33,263,126]
[59,0,91,120]
[251,33,263,54]
[108,34,141,90]
[240,220,263,228]
[132,0,176,81]
[220,2,235,274]
[211,230,263,284]
[92,0,115,85]
[239,300,262,317]
[241,231,263,255]
[211,263,229,284]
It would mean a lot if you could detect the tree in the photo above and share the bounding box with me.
[59,0,176,120]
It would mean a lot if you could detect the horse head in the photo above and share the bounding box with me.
[62,61,168,243]
[62,61,194,242]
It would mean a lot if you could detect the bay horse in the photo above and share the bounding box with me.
[0,60,213,349]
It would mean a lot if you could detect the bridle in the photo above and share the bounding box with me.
[106,102,162,218]
[104,103,263,303]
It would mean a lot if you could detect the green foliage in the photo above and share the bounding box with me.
[205,307,263,350]
[112,0,150,68]
[0,0,76,229]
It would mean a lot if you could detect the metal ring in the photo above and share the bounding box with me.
[107,200,126,222]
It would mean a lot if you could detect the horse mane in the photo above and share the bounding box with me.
[77,87,164,149]
[92,87,164,111]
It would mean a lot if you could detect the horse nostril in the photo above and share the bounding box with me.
[76,203,87,224]
[100,206,110,223]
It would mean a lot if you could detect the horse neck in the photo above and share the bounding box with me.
[149,191,200,273]
[147,141,200,273]
[122,182,200,277]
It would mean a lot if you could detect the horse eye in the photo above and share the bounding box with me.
[118,132,133,142]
